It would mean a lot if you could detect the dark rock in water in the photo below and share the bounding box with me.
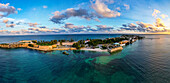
[126,42,130,45]
[63,51,69,55]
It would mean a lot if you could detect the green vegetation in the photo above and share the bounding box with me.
[35,39,75,46]
[72,40,85,49]
[1,43,9,45]
[72,35,144,49]
[101,45,107,49]
[70,38,74,42]
[28,44,34,47]
[32,40,37,43]
[37,40,58,46]
[60,41,62,45]
[72,43,81,49]
[87,37,126,47]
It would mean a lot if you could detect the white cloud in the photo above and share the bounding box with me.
[91,0,121,18]
[0,3,17,17]
[160,14,168,19]
[50,8,98,24]
[28,23,40,27]
[124,4,130,10]
[43,5,48,9]
[17,8,22,11]
[152,9,160,17]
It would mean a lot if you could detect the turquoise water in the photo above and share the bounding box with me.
[0,34,170,83]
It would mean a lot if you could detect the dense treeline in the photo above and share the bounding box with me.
[72,40,85,49]
[36,40,58,46]
[28,44,34,47]
[87,37,127,46]
[35,39,74,46]
[72,35,144,48]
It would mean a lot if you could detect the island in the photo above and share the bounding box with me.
[0,35,144,53]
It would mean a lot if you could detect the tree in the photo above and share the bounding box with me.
[70,38,74,42]
[72,43,81,49]
[32,40,37,43]
[28,44,34,47]
[60,41,62,45]
[101,45,107,49]
[81,44,85,48]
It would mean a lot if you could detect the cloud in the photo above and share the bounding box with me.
[121,23,138,31]
[10,31,20,34]
[155,18,165,27]
[50,0,127,24]
[63,23,91,32]
[128,23,137,28]
[124,4,130,10]
[96,25,114,31]
[50,8,98,24]
[152,9,160,17]
[136,22,154,28]
[0,30,8,33]
[0,18,27,28]
[39,26,47,28]
[160,14,168,19]
[0,3,17,17]
[6,24,16,28]
[86,27,98,32]
[116,7,121,11]
[3,19,9,23]
[28,27,61,33]
[33,8,36,11]
[91,0,121,18]
[103,0,114,4]
[20,29,35,33]
[17,8,22,11]
[28,23,40,27]
[64,23,87,29]
[43,5,48,9]
[120,17,167,32]
[62,23,114,33]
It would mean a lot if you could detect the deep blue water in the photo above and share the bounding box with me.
[0,34,120,43]
[0,34,170,83]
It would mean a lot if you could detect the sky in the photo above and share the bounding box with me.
[0,0,170,35]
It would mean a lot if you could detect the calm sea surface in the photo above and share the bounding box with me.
[0,34,170,83]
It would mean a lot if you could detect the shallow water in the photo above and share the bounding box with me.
[0,34,170,83]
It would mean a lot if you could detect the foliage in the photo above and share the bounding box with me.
[37,40,57,46]
[60,41,62,45]
[101,45,107,49]
[73,43,81,49]
[70,38,74,42]
[81,44,85,48]
[1,43,9,45]
[28,44,34,47]
[73,35,144,47]
[32,40,37,43]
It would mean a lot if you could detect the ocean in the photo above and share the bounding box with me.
[0,34,170,83]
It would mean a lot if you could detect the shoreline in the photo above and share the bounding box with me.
[80,48,108,52]
[0,35,144,53]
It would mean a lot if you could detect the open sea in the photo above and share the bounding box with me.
[0,34,170,83]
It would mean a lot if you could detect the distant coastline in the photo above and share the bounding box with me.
[0,35,144,53]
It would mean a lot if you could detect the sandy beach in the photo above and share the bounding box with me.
[80,48,108,52]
